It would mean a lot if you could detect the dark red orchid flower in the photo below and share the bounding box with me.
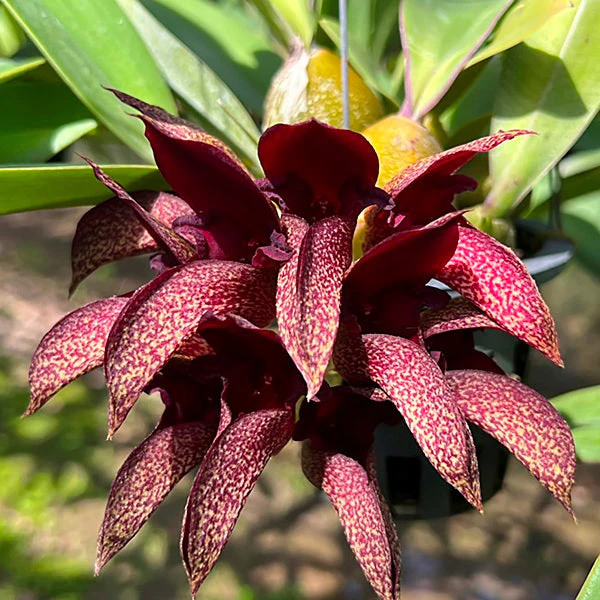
[330,135,575,522]
[34,310,303,594]
[259,121,393,399]
[26,88,577,600]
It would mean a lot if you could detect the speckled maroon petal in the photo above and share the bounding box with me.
[334,332,481,509]
[276,214,353,398]
[111,89,278,246]
[420,296,506,339]
[181,408,294,595]
[384,131,532,219]
[27,296,128,416]
[436,224,561,365]
[105,261,277,435]
[259,120,379,221]
[447,369,576,515]
[70,191,194,293]
[86,160,196,265]
[302,442,401,600]
[95,421,216,573]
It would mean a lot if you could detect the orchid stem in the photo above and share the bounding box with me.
[339,0,350,129]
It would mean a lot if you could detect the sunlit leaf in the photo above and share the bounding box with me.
[0,56,45,83]
[400,0,512,118]
[250,0,314,47]
[576,556,600,600]
[0,164,166,215]
[467,0,573,67]
[117,0,260,170]
[3,0,177,161]
[487,0,600,216]
[0,4,25,57]
[0,80,97,163]
[149,0,280,115]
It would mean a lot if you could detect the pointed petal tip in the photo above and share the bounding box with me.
[94,549,109,577]
[460,479,483,513]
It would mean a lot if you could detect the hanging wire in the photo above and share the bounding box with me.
[339,0,350,129]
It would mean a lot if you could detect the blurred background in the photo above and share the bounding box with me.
[0,206,598,599]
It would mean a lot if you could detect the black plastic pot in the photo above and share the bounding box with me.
[374,220,574,521]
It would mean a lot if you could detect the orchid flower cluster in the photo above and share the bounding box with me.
[27,90,575,600]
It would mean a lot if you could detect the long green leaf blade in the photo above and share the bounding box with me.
[400,0,512,118]
[150,0,280,115]
[3,0,177,162]
[467,0,573,67]
[576,556,600,599]
[0,56,45,84]
[486,0,600,216]
[0,164,166,214]
[117,0,260,170]
[250,0,314,47]
[0,80,97,163]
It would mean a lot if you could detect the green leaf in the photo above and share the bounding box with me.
[576,556,600,600]
[250,0,315,47]
[561,193,600,277]
[552,385,600,427]
[467,0,573,67]
[552,385,600,463]
[116,0,260,171]
[487,0,600,216]
[0,4,25,57]
[0,56,45,84]
[0,164,167,215]
[149,0,280,115]
[400,0,512,119]
[440,57,501,140]
[571,427,600,462]
[560,148,600,178]
[3,0,177,162]
[0,80,97,163]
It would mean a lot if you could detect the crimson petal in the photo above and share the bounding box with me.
[447,369,576,515]
[181,408,294,595]
[436,224,562,365]
[27,296,128,416]
[302,442,400,600]
[277,214,353,398]
[105,260,276,435]
[384,130,532,225]
[95,421,216,573]
[70,191,193,294]
[334,332,481,508]
[111,89,278,247]
[259,120,380,221]
[344,212,461,305]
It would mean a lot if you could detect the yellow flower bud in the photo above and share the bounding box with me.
[264,46,383,131]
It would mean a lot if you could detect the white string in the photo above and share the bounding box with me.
[339,0,350,129]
